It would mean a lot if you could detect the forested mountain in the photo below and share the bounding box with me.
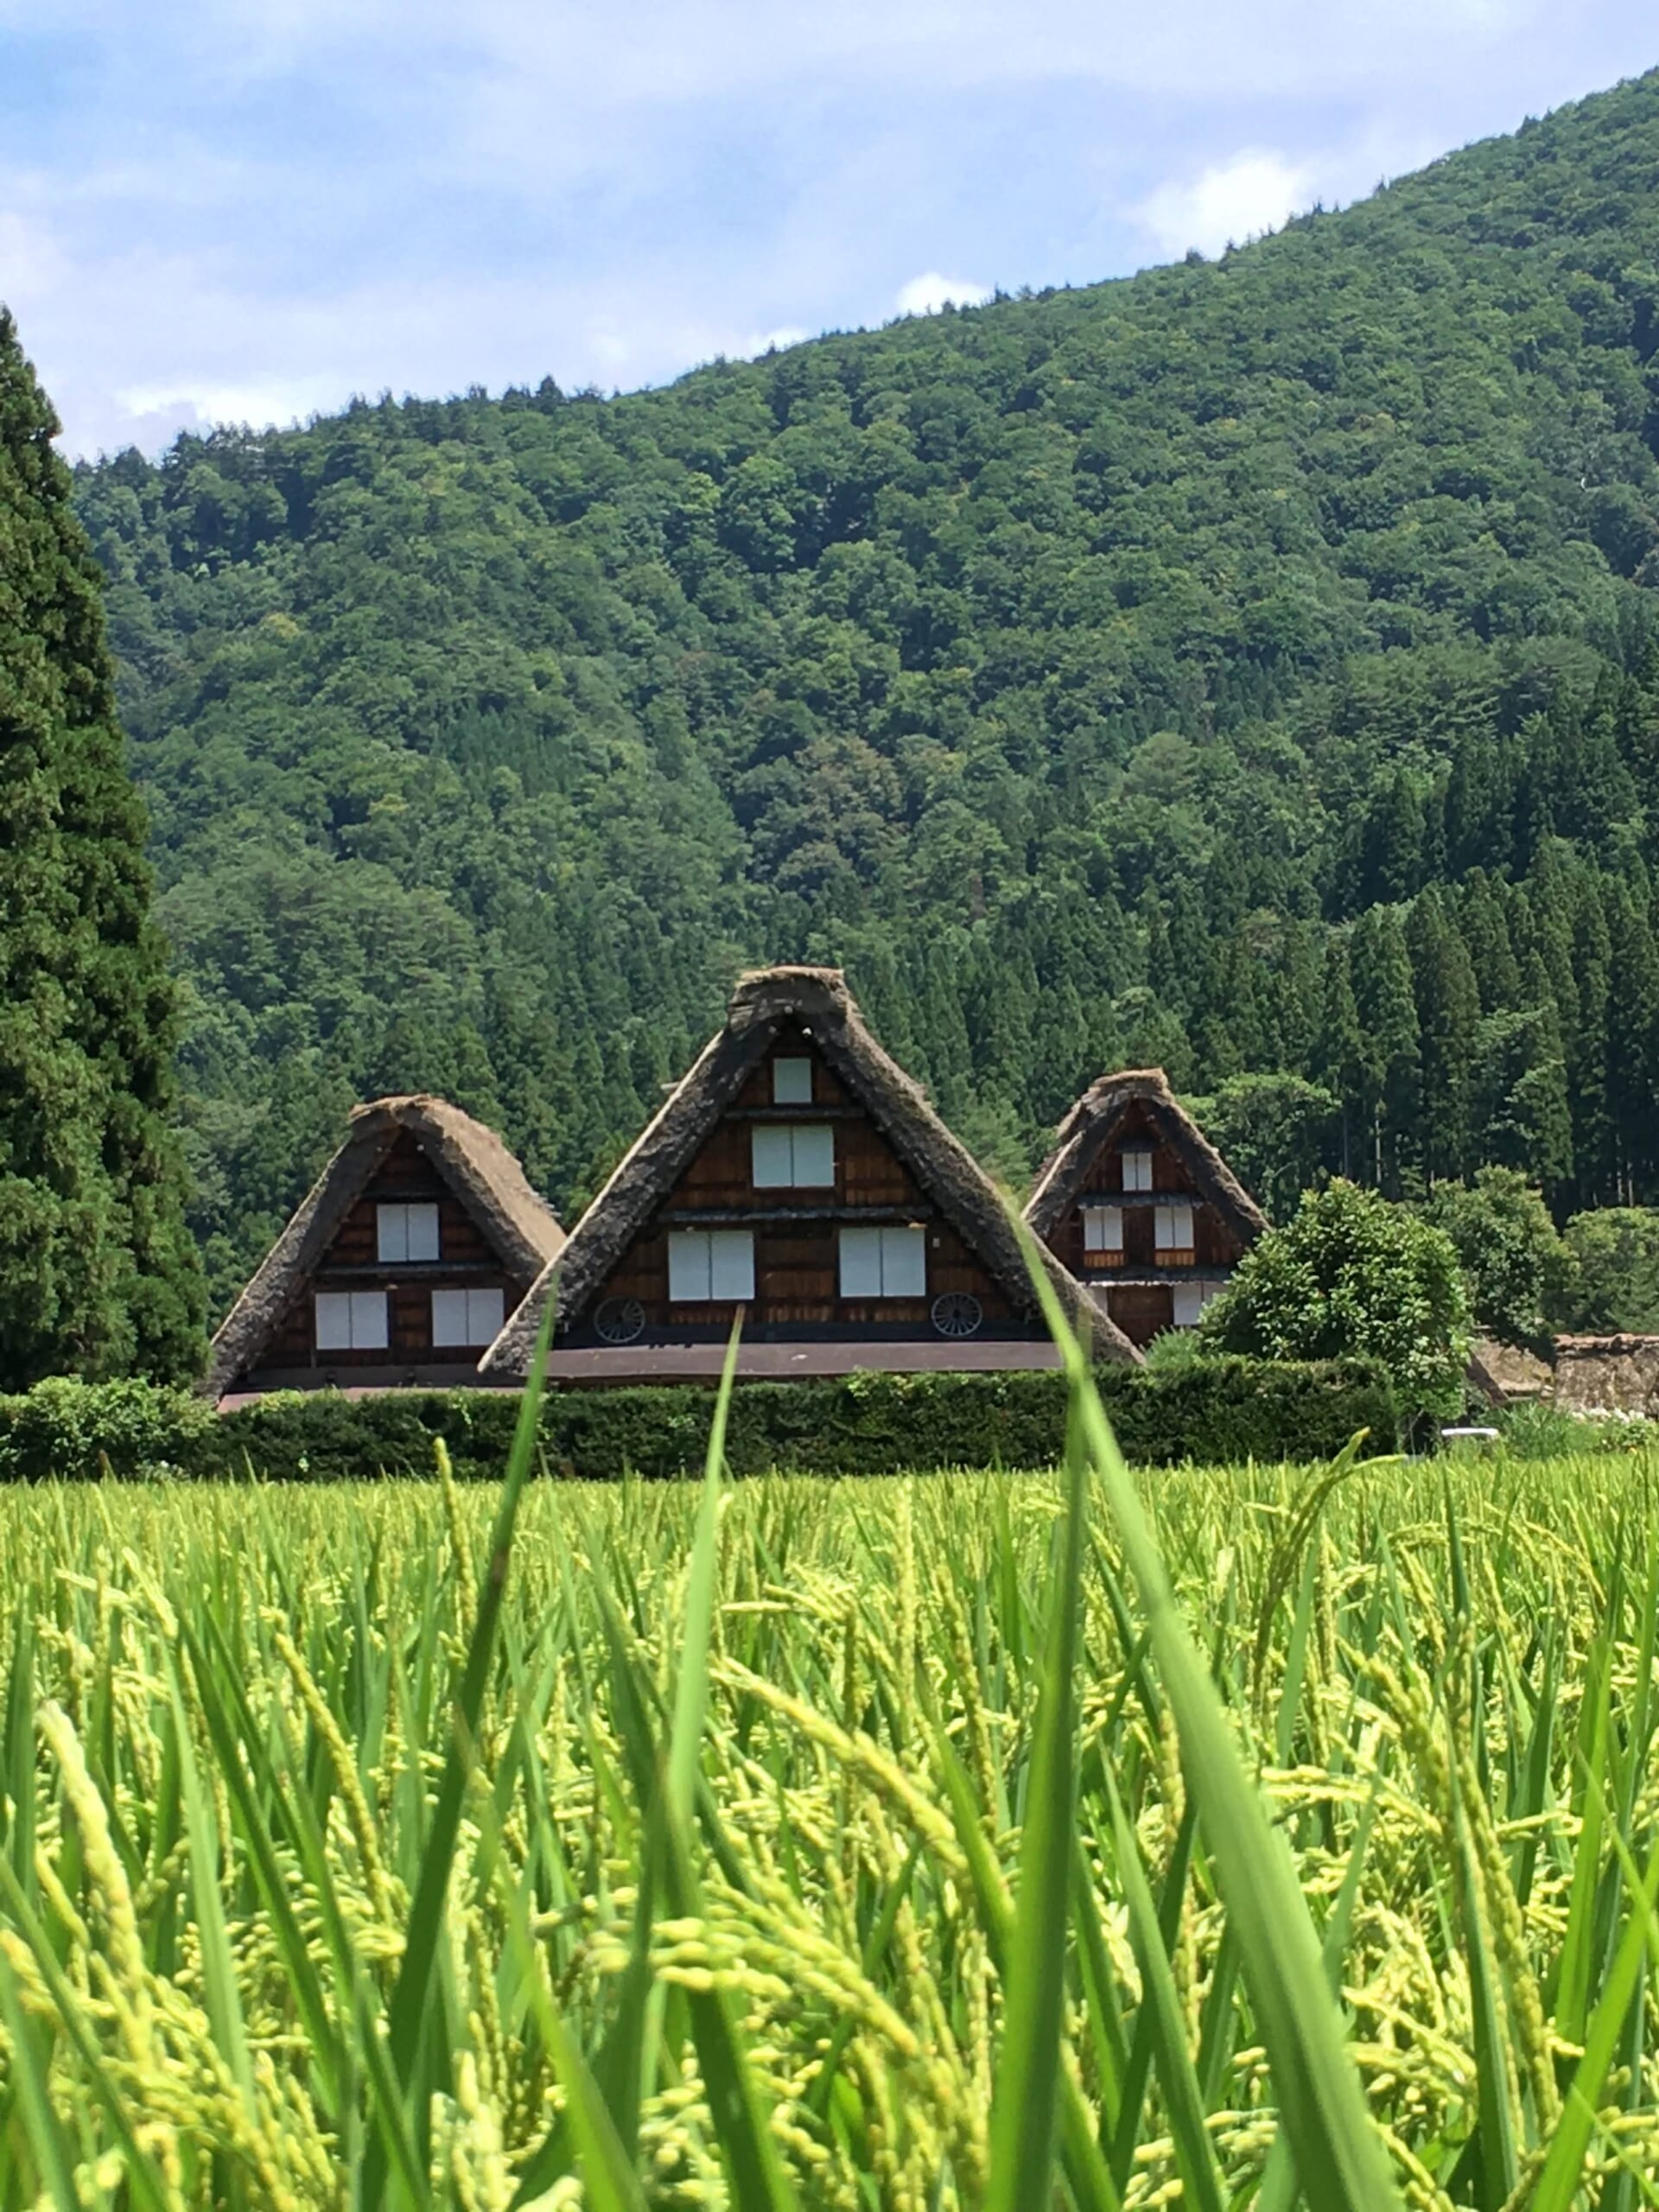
[73,69,1659,1315]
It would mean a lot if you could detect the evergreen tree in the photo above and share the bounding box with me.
[1350,907,1421,1196]
[1406,890,1479,1185]
[0,312,205,1386]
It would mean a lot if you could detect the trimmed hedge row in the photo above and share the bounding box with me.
[0,1359,1399,1483]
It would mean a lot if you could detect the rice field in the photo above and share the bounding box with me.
[2,1352,1658,2209]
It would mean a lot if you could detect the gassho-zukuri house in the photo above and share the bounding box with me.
[1025,1067,1268,1349]
[480,965,1139,1383]
[207,1095,567,1401]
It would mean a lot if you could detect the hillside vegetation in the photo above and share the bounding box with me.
[74,71,1659,1311]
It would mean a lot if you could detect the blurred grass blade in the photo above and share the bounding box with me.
[1014,1208,1403,2212]
[985,1396,1090,2212]
[1105,1775,1227,2212]
[0,1942,76,2212]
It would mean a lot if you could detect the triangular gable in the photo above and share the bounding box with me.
[1025,1070,1269,1246]
[207,1096,564,1395]
[483,967,1139,1372]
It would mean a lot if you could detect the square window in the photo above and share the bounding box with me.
[1121,1149,1154,1192]
[790,1124,835,1186]
[1172,1283,1205,1329]
[1083,1205,1124,1254]
[751,1126,794,1187]
[838,1226,883,1298]
[751,1123,835,1187]
[378,1202,439,1262]
[879,1226,926,1296]
[772,1057,813,1103]
[669,1230,754,1303]
[1154,1202,1195,1252]
[838,1224,925,1298]
[315,1289,388,1351]
[432,1287,507,1345]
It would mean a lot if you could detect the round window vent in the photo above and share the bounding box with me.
[931,1292,983,1339]
[594,1297,646,1346]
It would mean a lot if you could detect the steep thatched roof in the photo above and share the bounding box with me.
[1025,1068,1270,1244]
[207,1096,565,1395]
[481,966,1139,1374]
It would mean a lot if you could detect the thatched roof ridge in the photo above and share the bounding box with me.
[206,1096,564,1395]
[481,966,1139,1374]
[1025,1068,1270,1243]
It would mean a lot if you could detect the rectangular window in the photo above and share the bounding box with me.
[431,1287,507,1346]
[772,1056,813,1103]
[838,1225,926,1299]
[1172,1283,1205,1329]
[751,1123,835,1188]
[1121,1149,1154,1192]
[1154,1202,1195,1253]
[315,1290,389,1351]
[1083,1205,1124,1254]
[668,1230,755,1303]
[377,1202,440,1262]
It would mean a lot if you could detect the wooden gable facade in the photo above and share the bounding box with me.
[207,1097,565,1399]
[483,968,1138,1382]
[1025,1071,1268,1349]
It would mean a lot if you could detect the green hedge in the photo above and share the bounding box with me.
[0,1359,1399,1483]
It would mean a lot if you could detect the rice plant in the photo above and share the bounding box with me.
[0,1371,1657,2206]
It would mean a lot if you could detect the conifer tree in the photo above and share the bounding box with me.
[0,311,205,1387]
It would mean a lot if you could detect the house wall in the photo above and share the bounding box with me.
[585,1032,1017,1339]
[1039,1100,1249,1346]
[246,1128,526,1383]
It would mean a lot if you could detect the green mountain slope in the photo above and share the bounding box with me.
[73,69,1659,1313]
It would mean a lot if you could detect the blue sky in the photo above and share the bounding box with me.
[2,0,1655,459]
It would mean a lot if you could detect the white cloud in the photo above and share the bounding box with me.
[895,270,993,316]
[1135,149,1317,258]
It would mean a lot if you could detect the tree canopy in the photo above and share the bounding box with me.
[0,313,204,1386]
[67,70,1659,1315]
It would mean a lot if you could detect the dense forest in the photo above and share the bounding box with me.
[73,69,1659,1316]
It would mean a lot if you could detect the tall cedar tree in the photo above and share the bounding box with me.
[0,312,204,1386]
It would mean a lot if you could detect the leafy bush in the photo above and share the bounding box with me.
[1200,1179,1471,1416]
[1552,1208,1659,1332]
[1420,1167,1567,1348]
[0,1359,1400,1482]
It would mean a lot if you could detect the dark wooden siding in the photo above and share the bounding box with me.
[590,1029,1010,1332]
[248,1126,525,1378]
[1043,1099,1247,1286]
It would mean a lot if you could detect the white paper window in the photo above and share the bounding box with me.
[315,1290,389,1351]
[1121,1149,1154,1192]
[772,1057,813,1104]
[1083,1205,1124,1253]
[431,1287,506,1346]
[1155,1202,1195,1252]
[668,1230,755,1303]
[751,1123,835,1187]
[378,1202,440,1262]
[1172,1283,1205,1329]
[839,1226,926,1299]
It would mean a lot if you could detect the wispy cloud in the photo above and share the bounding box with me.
[0,0,1652,455]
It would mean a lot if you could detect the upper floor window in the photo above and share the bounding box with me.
[378,1201,439,1262]
[431,1287,506,1347]
[1083,1204,1124,1255]
[752,1124,835,1188]
[315,1289,388,1351]
[772,1056,813,1103]
[668,1229,755,1303]
[1154,1201,1195,1254]
[839,1225,926,1298]
[1120,1147,1154,1192]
